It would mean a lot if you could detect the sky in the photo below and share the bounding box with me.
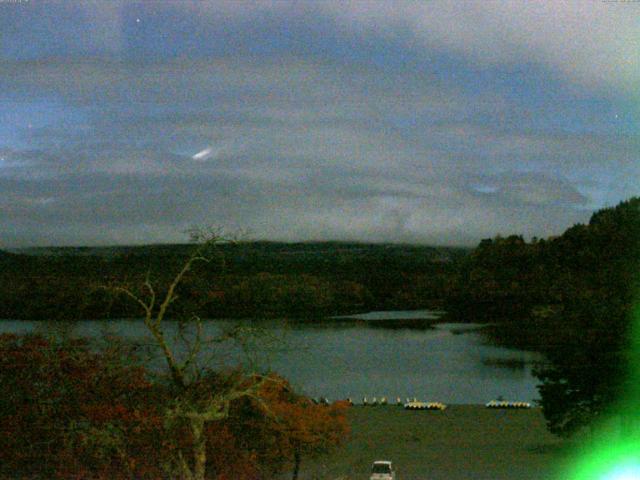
[0,0,638,247]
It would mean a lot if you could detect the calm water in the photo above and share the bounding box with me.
[0,311,543,404]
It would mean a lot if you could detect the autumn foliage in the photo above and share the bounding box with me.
[0,333,349,479]
[0,333,164,479]
[217,376,350,478]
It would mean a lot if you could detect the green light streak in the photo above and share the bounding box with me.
[563,304,640,479]
[567,440,640,479]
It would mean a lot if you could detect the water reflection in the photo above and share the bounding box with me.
[0,312,543,404]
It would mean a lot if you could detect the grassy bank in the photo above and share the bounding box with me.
[299,405,575,480]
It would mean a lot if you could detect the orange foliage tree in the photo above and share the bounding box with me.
[220,376,351,479]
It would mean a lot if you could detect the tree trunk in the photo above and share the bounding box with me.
[192,417,207,480]
[292,450,301,480]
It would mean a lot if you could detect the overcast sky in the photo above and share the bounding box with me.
[1,1,638,247]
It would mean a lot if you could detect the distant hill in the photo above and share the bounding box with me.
[0,241,470,320]
[9,241,469,261]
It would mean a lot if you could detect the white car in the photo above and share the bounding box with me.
[370,460,396,480]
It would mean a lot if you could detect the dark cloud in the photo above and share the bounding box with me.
[1,4,637,247]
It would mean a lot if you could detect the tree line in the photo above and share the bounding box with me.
[0,242,464,320]
[445,197,640,436]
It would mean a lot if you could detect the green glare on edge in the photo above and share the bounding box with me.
[564,305,640,480]
[568,440,640,479]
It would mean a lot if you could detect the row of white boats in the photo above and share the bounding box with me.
[312,397,532,409]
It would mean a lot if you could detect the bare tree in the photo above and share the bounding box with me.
[113,227,275,480]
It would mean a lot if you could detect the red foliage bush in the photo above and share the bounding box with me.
[0,333,165,479]
[0,334,349,479]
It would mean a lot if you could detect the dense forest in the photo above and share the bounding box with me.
[0,242,467,320]
[446,197,640,435]
[447,197,639,350]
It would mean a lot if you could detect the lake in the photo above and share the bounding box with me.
[0,310,543,404]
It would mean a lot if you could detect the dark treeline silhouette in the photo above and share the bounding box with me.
[448,198,640,345]
[0,242,467,320]
[446,197,640,436]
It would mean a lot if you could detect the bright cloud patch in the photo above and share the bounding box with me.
[192,147,214,161]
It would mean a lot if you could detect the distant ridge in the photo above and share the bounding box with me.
[9,241,470,261]
[0,240,465,320]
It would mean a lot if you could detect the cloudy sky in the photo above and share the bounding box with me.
[1,1,638,247]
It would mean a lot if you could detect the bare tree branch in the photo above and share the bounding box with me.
[181,317,203,374]
[112,286,151,318]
